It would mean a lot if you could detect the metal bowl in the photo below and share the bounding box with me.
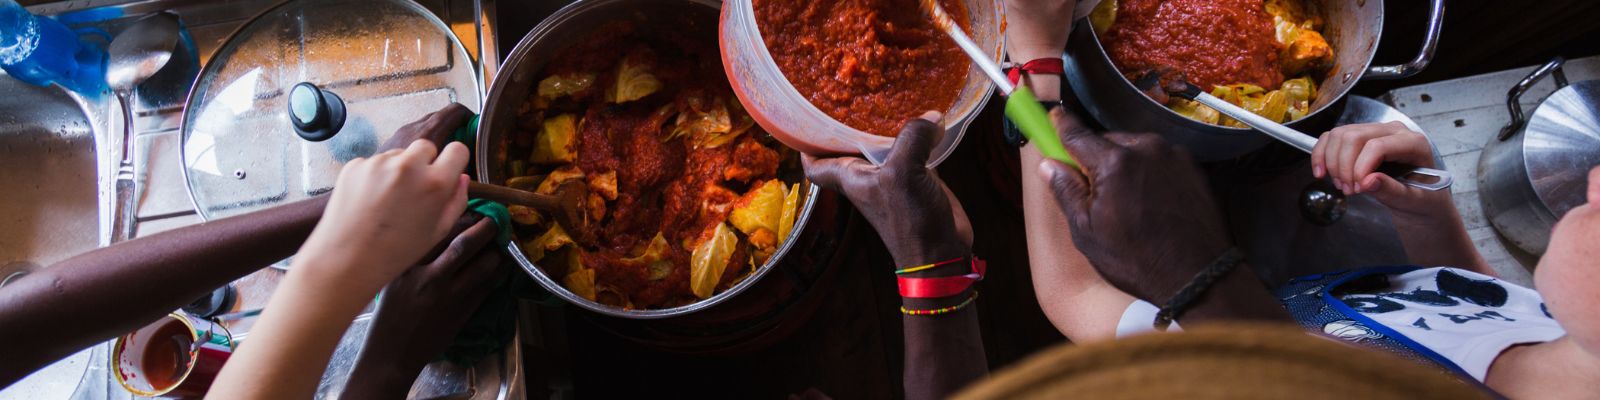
[475,0,819,319]
[1064,0,1445,161]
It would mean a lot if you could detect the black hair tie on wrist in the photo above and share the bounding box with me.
[1154,247,1246,331]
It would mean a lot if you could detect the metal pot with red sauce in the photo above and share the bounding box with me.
[754,0,972,137]
[1091,0,1335,126]
[506,20,806,310]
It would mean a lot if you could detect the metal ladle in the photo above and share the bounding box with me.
[106,12,180,242]
[1135,71,1453,192]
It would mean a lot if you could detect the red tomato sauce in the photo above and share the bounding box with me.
[756,0,972,136]
[1102,0,1283,90]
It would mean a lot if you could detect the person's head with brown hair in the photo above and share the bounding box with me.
[955,324,1491,400]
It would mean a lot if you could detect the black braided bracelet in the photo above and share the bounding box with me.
[1154,247,1246,331]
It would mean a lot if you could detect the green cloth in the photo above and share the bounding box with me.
[437,113,540,365]
[467,198,513,246]
[450,114,481,154]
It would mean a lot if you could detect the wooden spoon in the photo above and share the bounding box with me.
[468,180,594,242]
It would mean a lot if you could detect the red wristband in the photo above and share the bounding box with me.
[1004,58,1065,86]
[897,256,987,298]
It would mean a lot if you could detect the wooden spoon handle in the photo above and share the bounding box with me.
[467,181,560,211]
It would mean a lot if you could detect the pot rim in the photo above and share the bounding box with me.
[1071,0,1385,133]
[475,0,821,319]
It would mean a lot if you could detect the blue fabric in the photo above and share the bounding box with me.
[1275,267,1475,378]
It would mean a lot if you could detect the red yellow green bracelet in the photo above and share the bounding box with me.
[900,291,979,316]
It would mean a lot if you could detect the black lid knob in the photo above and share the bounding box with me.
[289,82,347,142]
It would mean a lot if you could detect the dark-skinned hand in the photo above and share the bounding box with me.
[1037,108,1233,303]
[378,103,474,153]
[342,213,505,399]
[803,112,974,267]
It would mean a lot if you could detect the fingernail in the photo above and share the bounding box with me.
[920,111,944,123]
[1313,164,1323,178]
[1039,160,1060,180]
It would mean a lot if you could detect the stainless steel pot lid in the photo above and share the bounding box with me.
[1522,80,1600,217]
[180,0,481,220]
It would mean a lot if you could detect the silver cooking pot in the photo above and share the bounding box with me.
[1064,0,1445,161]
[475,0,820,319]
[1478,57,1600,256]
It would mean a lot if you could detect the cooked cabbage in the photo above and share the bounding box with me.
[535,166,585,195]
[689,222,739,299]
[531,114,578,164]
[776,183,801,243]
[608,59,661,103]
[728,180,785,242]
[622,233,675,281]
[563,262,597,301]
[521,223,575,262]
[508,205,543,226]
[1090,0,1118,35]
[537,73,596,101]
[506,175,541,192]
[668,96,740,148]
[588,171,618,201]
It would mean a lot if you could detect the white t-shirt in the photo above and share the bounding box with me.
[1118,267,1565,381]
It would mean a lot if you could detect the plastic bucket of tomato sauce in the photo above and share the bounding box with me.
[112,313,234,398]
[720,0,1004,167]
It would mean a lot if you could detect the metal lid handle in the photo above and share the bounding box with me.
[1499,57,1569,141]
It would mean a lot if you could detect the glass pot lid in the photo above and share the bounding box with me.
[181,0,481,221]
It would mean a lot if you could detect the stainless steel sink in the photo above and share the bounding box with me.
[0,78,106,283]
[0,74,116,400]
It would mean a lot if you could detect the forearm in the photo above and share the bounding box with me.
[1392,204,1491,275]
[208,260,376,399]
[903,304,986,400]
[895,239,986,400]
[0,195,328,385]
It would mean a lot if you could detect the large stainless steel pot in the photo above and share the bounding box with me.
[1064,0,1445,161]
[475,0,820,319]
[1478,57,1600,257]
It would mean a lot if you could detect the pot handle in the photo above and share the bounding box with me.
[1498,57,1569,141]
[1365,0,1445,80]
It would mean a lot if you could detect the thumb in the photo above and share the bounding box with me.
[1040,159,1091,222]
[885,112,944,168]
[1362,172,1410,205]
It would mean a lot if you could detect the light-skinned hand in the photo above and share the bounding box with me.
[297,140,472,293]
[1310,121,1450,216]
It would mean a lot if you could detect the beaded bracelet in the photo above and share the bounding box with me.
[901,291,980,316]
